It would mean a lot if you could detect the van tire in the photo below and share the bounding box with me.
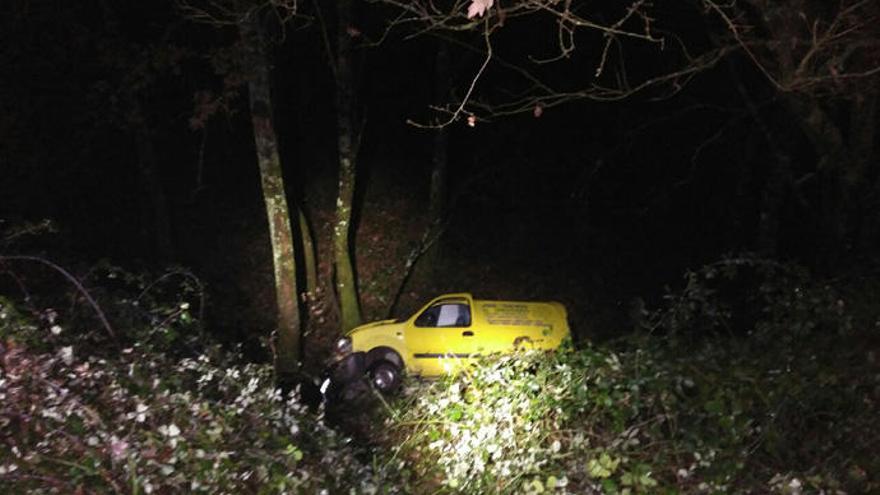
[366,347,404,370]
[369,361,402,394]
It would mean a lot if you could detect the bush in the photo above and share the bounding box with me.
[2,254,876,494]
[0,339,409,494]
[388,256,879,494]
[0,263,406,494]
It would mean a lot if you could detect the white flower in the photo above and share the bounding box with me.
[59,346,74,365]
[159,423,181,439]
[158,423,182,448]
[135,403,148,423]
[50,325,63,335]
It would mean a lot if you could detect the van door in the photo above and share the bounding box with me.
[406,300,474,376]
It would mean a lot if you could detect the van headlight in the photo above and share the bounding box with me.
[335,337,352,355]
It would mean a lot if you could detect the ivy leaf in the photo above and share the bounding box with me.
[587,453,620,479]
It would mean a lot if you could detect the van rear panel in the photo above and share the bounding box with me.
[472,299,569,353]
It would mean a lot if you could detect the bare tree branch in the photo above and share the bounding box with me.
[703,0,880,95]
[374,0,731,125]
[0,255,117,341]
[177,0,299,27]
[406,18,494,128]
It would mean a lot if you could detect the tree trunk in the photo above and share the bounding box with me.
[850,90,878,251]
[414,43,452,281]
[332,0,362,332]
[430,44,451,226]
[240,13,301,375]
[298,208,317,298]
[733,1,880,263]
[756,153,791,257]
[731,71,790,257]
[133,125,174,262]
[428,125,449,231]
[781,95,851,266]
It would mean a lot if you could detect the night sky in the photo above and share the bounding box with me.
[2,0,878,342]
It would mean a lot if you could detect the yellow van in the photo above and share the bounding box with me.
[331,293,570,393]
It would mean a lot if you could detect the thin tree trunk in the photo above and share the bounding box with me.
[240,13,301,375]
[730,62,791,257]
[96,0,174,263]
[735,88,787,256]
[133,125,174,262]
[333,0,362,332]
[410,43,452,289]
[298,208,317,298]
[781,95,850,266]
[756,154,791,256]
[428,43,450,244]
[850,90,878,250]
[429,128,448,231]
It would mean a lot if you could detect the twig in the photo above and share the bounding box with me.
[1,219,56,244]
[384,159,498,318]
[384,218,448,319]
[406,18,493,129]
[310,0,337,79]
[0,255,117,341]
[135,269,206,325]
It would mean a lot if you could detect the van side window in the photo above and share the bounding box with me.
[415,303,471,328]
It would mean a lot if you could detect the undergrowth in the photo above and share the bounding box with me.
[387,256,879,494]
[1,251,877,494]
[0,259,405,494]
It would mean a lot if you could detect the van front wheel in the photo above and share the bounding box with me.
[369,361,402,394]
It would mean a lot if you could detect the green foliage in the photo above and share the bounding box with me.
[0,340,407,493]
[2,255,877,494]
[0,296,38,341]
[645,254,854,342]
[388,256,879,493]
[0,264,406,494]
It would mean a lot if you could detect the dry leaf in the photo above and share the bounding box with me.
[467,0,494,19]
